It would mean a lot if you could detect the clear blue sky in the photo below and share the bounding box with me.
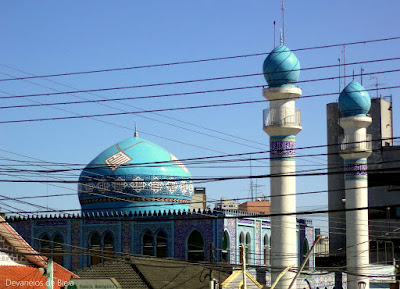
[0,1,399,231]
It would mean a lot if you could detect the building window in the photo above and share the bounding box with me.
[263,234,270,265]
[142,231,154,256]
[302,240,310,269]
[39,234,51,256]
[221,231,230,263]
[90,233,101,266]
[103,232,114,260]
[187,230,204,261]
[156,231,168,258]
[245,233,251,264]
[52,234,63,265]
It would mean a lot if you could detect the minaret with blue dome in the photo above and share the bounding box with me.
[262,45,302,289]
[338,81,372,289]
[78,126,193,215]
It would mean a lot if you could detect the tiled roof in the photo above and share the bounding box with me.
[0,264,77,289]
[74,256,231,289]
[74,260,149,289]
[132,257,231,289]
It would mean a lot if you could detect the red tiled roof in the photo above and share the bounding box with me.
[0,264,77,289]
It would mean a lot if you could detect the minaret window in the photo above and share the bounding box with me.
[187,230,204,261]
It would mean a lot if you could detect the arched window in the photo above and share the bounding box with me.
[90,233,101,265]
[39,234,51,256]
[52,234,63,265]
[156,231,168,258]
[302,239,310,269]
[263,234,270,265]
[142,231,154,256]
[156,231,167,257]
[245,233,251,264]
[221,231,230,263]
[187,230,204,261]
[103,232,114,259]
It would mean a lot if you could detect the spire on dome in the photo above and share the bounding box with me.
[134,121,139,137]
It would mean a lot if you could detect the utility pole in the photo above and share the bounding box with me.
[46,259,54,289]
[240,243,247,289]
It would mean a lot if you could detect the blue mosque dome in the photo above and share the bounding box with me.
[263,45,300,87]
[338,81,371,117]
[78,133,193,215]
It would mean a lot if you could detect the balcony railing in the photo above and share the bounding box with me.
[340,134,372,152]
[263,108,301,127]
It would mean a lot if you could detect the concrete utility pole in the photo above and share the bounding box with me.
[46,259,54,289]
[240,243,247,289]
[338,81,372,289]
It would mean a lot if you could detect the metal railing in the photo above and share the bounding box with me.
[263,108,301,127]
[340,134,372,152]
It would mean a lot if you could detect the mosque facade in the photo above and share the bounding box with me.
[8,44,387,288]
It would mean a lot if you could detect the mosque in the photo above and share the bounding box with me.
[6,43,393,289]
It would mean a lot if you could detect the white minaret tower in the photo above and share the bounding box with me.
[262,45,301,289]
[338,81,372,289]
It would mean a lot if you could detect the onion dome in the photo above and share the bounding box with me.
[338,81,371,117]
[78,135,193,215]
[263,45,300,87]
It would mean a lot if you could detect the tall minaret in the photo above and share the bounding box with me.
[338,81,372,289]
[262,45,301,289]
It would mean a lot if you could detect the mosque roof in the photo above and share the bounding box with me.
[78,133,193,215]
[338,81,371,117]
[79,136,190,178]
[262,45,300,87]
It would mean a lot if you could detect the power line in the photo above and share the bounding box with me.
[0,35,399,82]
[0,83,398,124]
[2,65,399,101]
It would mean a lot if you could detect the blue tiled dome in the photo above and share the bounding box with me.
[78,136,193,214]
[338,81,371,117]
[263,45,300,87]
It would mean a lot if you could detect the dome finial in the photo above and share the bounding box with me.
[134,121,139,137]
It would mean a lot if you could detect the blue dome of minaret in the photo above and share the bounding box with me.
[78,129,193,215]
[263,45,300,87]
[338,81,371,117]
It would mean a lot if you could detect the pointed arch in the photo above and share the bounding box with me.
[221,231,230,263]
[142,230,154,256]
[263,234,270,265]
[245,232,251,264]
[103,232,114,259]
[187,230,204,261]
[156,230,168,258]
[39,234,51,256]
[52,233,64,265]
[89,232,101,265]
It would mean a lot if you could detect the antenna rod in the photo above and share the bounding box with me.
[282,0,285,45]
[361,67,364,85]
[274,21,276,47]
[343,45,346,86]
[338,57,341,93]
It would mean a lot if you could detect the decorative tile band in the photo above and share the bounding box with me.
[78,175,193,200]
[344,158,368,180]
[270,136,296,160]
[80,196,191,204]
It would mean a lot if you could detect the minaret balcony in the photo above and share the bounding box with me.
[263,108,302,136]
[340,134,372,153]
